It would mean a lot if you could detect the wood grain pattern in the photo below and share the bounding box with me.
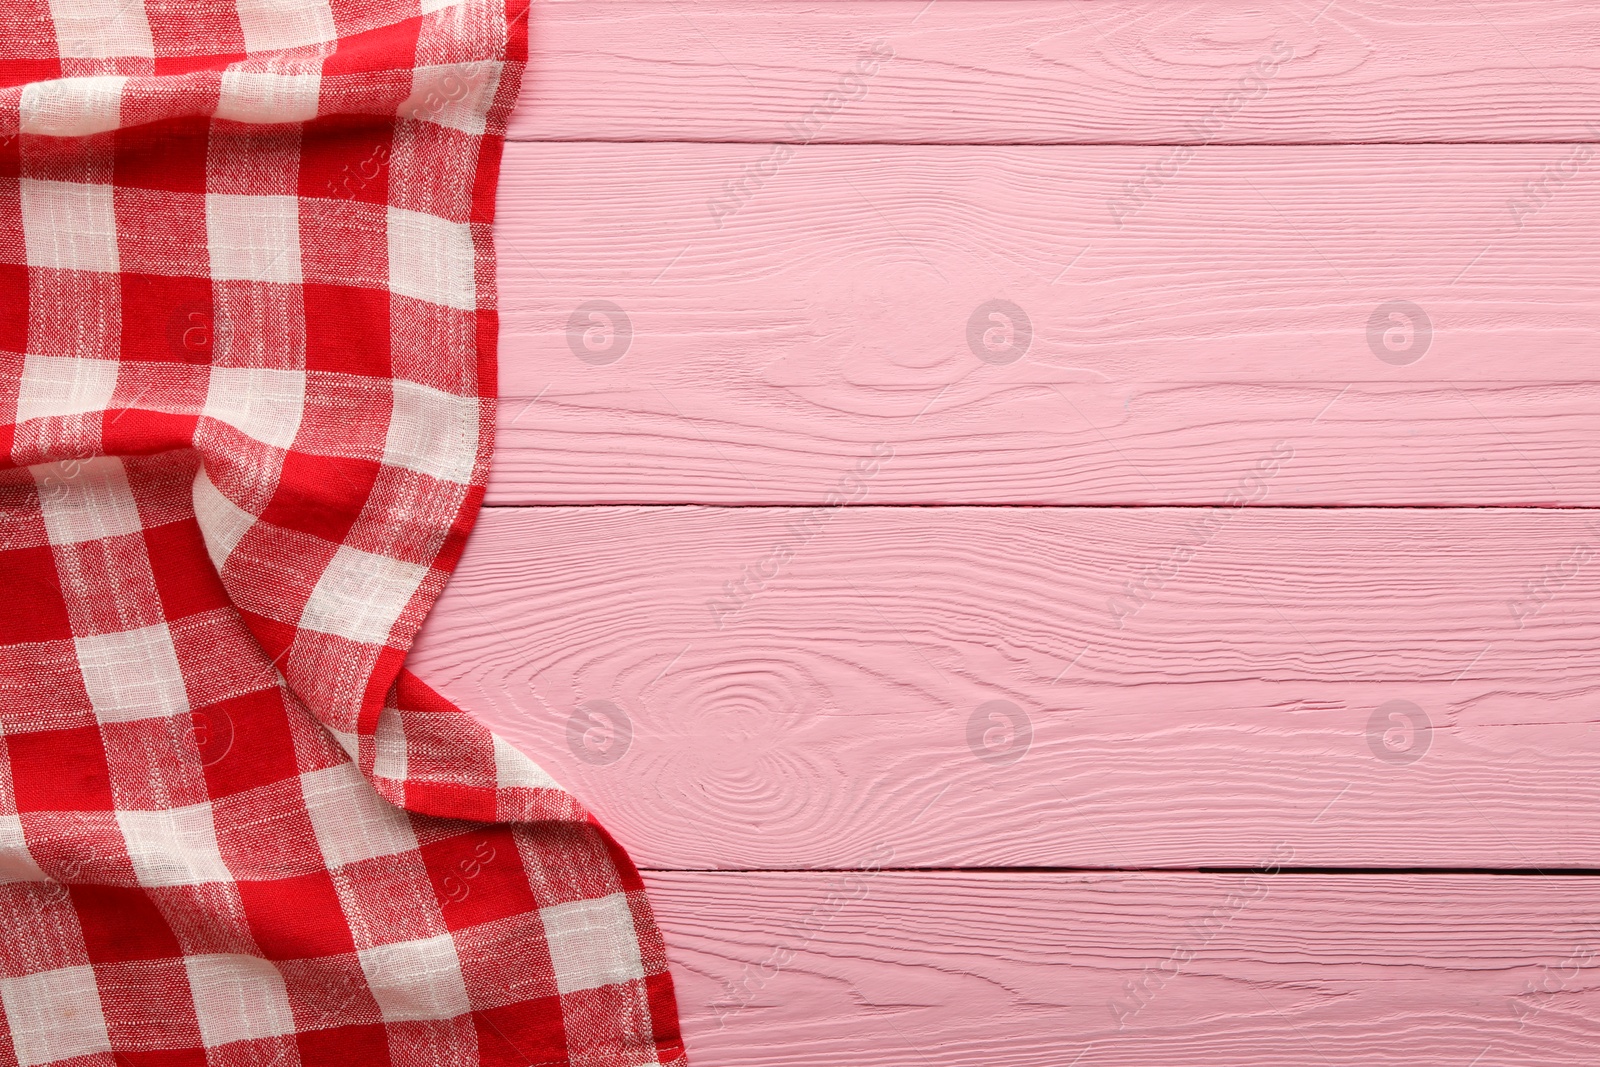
[409,505,1600,870]
[490,143,1600,505]
[511,0,1600,145]
[646,871,1600,1066]
[478,4,1600,1059]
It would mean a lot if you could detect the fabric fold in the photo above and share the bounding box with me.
[0,2,685,1064]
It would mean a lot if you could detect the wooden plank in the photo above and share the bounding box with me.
[409,505,1600,870]
[490,143,1600,506]
[511,0,1600,145]
[646,871,1600,1066]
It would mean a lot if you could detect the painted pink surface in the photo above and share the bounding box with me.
[409,505,1600,870]
[490,143,1600,506]
[511,0,1600,145]
[643,872,1600,1066]
[460,0,1600,1060]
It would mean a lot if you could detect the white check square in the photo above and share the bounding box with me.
[206,194,303,284]
[373,707,407,781]
[0,814,49,884]
[358,933,471,1022]
[403,62,502,135]
[299,544,429,646]
[494,734,560,791]
[20,178,119,273]
[116,803,232,888]
[47,0,155,60]
[234,0,336,52]
[387,207,476,311]
[185,954,296,1047]
[17,354,119,423]
[33,456,143,546]
[192,468,258,573]
[217,69,323,125]
[75,622,190,723]
[300,762,420,870]
[0,966,113,1067]
[383,379,479,484]
[203,366,306,450]
[540,893,647,995]
[20,76,127,136]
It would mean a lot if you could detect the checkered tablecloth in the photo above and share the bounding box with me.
[0,2,684,1064]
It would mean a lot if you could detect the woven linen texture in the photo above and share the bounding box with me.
[0,2,685,1064]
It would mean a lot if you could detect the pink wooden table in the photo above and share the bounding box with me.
[412,1,1600,1061]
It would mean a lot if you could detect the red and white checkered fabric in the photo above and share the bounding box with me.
[0,3,685,1065]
